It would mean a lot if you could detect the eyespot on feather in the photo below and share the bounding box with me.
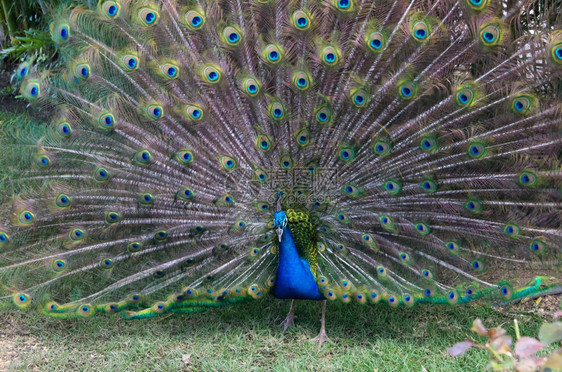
[127,242,142,253]
[420,179,438,193]
[17,62,30,78]
[145,104,164,120]
[255,134,273,151]
[467,141,486,159]
[445,241,460,254]
[159,63,180,79]
[100,1,120,19]
[254,168,268,182]
[333,0,354,11]
[511,95,534,115]
[152,230,168,243]
[498,283,513,299]
[479,23,502,46]
[153,302,167,313]
[466,0,489,11]
[338,146,355,162]
[377,266,388,277]
[55,120,72,138]
[34,153,53,169]
[399,252,412,264]
[129,294,142,304]
[184,104,204,121]
[177,187,194,201]
[366,31,386,52]
[21,80,41,100]
[383,180,402,195]
[201,65,222,84]
[105,211,121,225]
[184,10,205,30]
[217,193,235,207]
[99,258,114,269]
[0,231,10,247]
[369,290,381,304]
[386,294,400,307]
[342,184,361,197]
[51,258,67,272]
[518,170,538,187]
[403,294,415,306]
[456,87,476,107]
[419,136,438,152]
[120,54,139,72]
[296,128,310,147]
[279,153,293,169]
[137,8,159,27]
[139,193,154,207]
[320,46,340,66]
[93,167,110,182]
[291,10,311,31]
[464,199,482,214]
[264,44,283,64]
[69,228,85,242]
[411,20,430,42]
[422,287,435,298]
[242,77,261,96]
[315,105,332,124]
[13,292,31,309]
[134,149,152,165]
[97,112,116,131]
[50,22,70,43]
[293,71,311,91]
[222,26,242,47]
[446,290,459,304]
[268,101,286,120]
[470,260,485,272]
[503,223,521,238]
[72,62,90,81]
[175,149,194,165]
[379,215,397,232]
[529,238,546,254]
[350,88,369,107]
[373,139,392,156]
[16,210,35,226]
[219,155,237,170]
[55,193,71,209]
[421,269,433,279]
[398,80,417,100]
[414,222,431,236]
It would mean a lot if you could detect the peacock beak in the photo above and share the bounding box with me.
[276,227,283,242]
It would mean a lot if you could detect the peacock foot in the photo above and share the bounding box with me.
[310,328,332,350]
[279,299,296,333]
[279,312,295,333]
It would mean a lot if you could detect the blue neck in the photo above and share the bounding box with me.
[273,226,324,300]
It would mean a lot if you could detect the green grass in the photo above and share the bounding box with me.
[1,297,559,371]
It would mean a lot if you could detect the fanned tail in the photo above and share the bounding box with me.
[1,0,561,318]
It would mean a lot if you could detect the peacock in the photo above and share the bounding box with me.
[1,0,561,348]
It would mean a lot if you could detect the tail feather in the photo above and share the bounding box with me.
[1,0,560,317]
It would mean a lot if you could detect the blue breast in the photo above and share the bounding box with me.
[273,226,324,300]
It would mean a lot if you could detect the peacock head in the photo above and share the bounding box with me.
[274,191,288,242]
[274,211,288,242]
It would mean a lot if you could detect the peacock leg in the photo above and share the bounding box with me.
[279,299,296,333]
[310,300,331,349]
